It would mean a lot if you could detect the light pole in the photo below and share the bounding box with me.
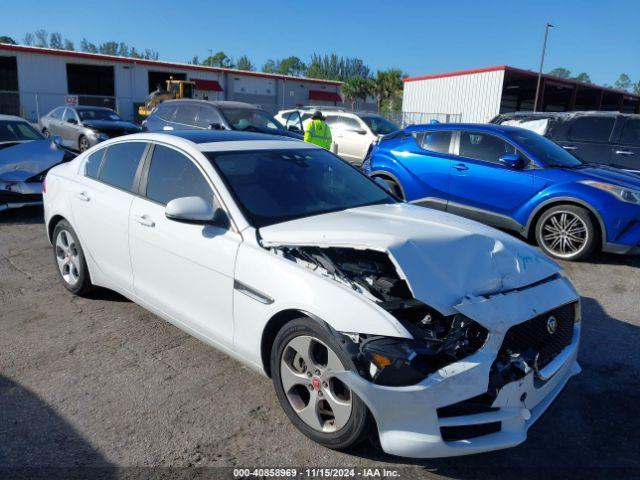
[534,22,554,112]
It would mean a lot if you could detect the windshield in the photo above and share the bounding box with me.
[220,108,284,131]
[0,120,44,142]
[206,148,396,227]
[505,129,583,167]
[360,115,400,135]
[77,109,122,122]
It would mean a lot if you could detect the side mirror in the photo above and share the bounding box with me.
[66,118,78,125]
[287,125,301,133]
[499,153,523,169]
[208,123,223,130]
[165,196,228,227]
[51,135,63,145]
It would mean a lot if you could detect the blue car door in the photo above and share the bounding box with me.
[399,130,454,210]
[447,130,534,231]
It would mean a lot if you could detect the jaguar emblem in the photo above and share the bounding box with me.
[546,316,558,335]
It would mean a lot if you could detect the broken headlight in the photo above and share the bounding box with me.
[352,314,489,387]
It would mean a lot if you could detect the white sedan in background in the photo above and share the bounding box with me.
[43,130,581,458]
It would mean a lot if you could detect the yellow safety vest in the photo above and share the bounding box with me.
[304,119,332,150]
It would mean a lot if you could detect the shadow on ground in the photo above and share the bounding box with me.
[0,375,115,479]
[350,296,640,479]
[0,206,44,226]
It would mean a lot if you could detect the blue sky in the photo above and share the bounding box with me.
[3,0,639,86]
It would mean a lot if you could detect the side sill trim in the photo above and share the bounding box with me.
[234,280,274,304]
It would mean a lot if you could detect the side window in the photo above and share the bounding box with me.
[62,108,77,122]
[195,106,222,128]
[285,112,302,130]
[338,116,361,130]
[415,131,452,155]
[145,145,213,205]
[99,142,147,192]
[569,116,615,143]
[620,118,640,146]
[156,103,177,121]
[49,107,64,119]
[173,104,200,126]
[85,148,106,179]
[459,132,516,164]
[324,115,339,126]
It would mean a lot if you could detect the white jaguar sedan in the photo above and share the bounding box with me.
[43,130,581,458]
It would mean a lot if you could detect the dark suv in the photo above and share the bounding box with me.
[491,111,640,172]
[143,99,302,140]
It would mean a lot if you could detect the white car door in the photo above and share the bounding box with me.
[128,143,240,346]
[329,115,370,164]
[70,141,148,293]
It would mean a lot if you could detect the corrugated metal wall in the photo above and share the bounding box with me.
[402,70,505,123]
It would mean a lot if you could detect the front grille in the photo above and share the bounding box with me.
[499,302,576,370]
[441,422,501,441]
[437,393,498,418]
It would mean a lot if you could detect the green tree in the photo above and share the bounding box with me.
[23,33,34,46]
[372,69,404,112]
[341,76,373,109]
[262,59,277,73]
[236,55,254,71]
[99,41,119,55]
[633,81,640,95]
[0,36,16,44]
[277,56,306,76]
[49,32,63,49]
[190,55,200,65]
[548,67,571,78]
[80,38,98,53]
[306,54,371,81]
[614,73,631,92]
[34,29,48,47]
[572,72,591,84]
[117,42,129,57]
[63,38,74,50]
[205,51,233,68]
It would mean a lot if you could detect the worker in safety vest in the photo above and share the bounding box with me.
[304,111,332,150]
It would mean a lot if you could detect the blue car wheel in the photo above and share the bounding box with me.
[534,205,597,261]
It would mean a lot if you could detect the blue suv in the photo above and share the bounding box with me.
[363,123,640,260]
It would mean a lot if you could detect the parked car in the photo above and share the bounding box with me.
[275,107,400,165]
[0,114,75,212]
[40,106,141,152]
[43,130,581,458]
[491,111,640,173]
[144,99,302,140]
[363,123,640,260]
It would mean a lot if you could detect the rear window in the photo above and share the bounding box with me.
[459,132,517,164]
[569,116,615,143]
[155,103,177,121]
[99,142,146,192]
[173,104,200,126]
[414,131,452,155]
[620,118,640,146]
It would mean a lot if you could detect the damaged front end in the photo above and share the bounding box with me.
[273,246,489,386]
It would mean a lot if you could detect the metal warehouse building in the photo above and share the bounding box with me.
[403,65,640,123]
[0,44,344,122]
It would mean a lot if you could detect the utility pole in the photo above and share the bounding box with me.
[534,22,554,112]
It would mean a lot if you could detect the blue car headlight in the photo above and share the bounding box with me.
[580,180,640,205]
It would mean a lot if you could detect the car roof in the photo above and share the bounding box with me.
[496,110,639,119]
[164,129,301,145]
[163,99,257,109]
[404,123,526,134]
[72,106,114,111]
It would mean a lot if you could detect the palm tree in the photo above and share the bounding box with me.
[341,77,371,110]
[372,69,404,112]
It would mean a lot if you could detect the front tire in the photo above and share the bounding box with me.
[535,205,597,261]
[271,318,370,450]
[52,220,93,295]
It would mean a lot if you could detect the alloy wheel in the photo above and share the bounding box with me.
[540,211,588,258]
[79,137,90,152]
[280,335,352,433]
[55,229,81,286]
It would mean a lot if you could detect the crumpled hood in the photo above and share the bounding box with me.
[83,119,141,133]
[0,140,74,182]
[259,203,561,315]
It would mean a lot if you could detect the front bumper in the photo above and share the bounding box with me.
[0,182,43,212]
[337,276,581,458]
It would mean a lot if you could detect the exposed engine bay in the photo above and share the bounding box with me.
[274,246,489,386]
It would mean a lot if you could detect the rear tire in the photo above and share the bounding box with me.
[374,176,404,200]
[534,205,597,261]
[78,135,90,152]
[271,318,370,451]
[52,220,93,296]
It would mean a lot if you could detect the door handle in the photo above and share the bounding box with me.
[453,163,469,171]
[562,145,578,151]
[133,214,155,227]
[75,191,90,202]
[615,150,634,156]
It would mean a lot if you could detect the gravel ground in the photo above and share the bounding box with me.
[1,206,639,479]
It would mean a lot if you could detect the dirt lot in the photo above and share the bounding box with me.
[1,206,639,479]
